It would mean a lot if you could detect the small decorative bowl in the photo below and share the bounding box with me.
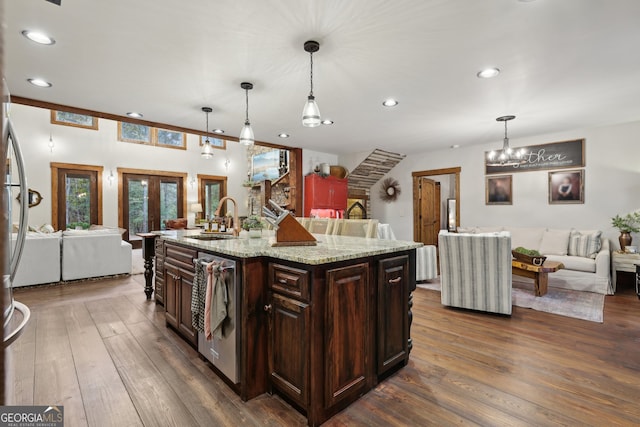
[512,250,547,266]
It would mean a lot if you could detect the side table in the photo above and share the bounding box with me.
[611,251,640,293]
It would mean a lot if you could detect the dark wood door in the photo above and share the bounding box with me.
[268,292,309,408]
[377,255,409,375]
[123,173,183,248]
[178,269,197,346]
[325,263,369,408]
[56,168,99,230]
[164,263,179,329]
[417,177,440,246]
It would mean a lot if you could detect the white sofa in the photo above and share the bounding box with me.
[11,232,62,287]
[459,226,611,295]
[61,229,132,281]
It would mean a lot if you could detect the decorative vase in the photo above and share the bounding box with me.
[619,231,632,252]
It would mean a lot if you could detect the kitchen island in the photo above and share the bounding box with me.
[152,229,421,426]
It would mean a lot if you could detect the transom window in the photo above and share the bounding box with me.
[117,122,186,150]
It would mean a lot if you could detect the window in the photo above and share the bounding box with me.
[198,174,227,220]
[51,110,98,130]
[117,123,186,150]
[51,163,103,230]
[199,135,226,150]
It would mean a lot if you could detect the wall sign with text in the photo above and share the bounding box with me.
[485,139,585,175]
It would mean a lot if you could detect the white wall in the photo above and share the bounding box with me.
[361,120,640,248]
[9,103,250,228]
[302,149,339,176]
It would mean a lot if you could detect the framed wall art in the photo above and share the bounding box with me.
[51,110,98,130]
[486,175,512,205]
[549,169,584,204]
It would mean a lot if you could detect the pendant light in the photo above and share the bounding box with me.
[302,40,321,127]
[201,107,214,159]
[239,82,254,145]
[486,115,527,166]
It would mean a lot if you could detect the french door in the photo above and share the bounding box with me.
[198,174,227,220]
[122,172,185,248]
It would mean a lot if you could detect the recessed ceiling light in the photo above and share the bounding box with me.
[278,133,290,138]
[382,99,398,107]
[451,144,460,149]
[212,129,225,134]
[27,78,52,88]
[126,112,143,118]
[477,68,500,79]
[321,119,334,125]
[21,30,56,45]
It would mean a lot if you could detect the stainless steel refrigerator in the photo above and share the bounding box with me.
[3,79,30,346]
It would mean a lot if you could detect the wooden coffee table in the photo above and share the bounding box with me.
[512,260,564,297]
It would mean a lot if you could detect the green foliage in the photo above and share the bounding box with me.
[611,212,640,233]
[513,246,542,256]
[242,215,264,231]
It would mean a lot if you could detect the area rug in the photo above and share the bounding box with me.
[131,248,145,275]
[417,278,604,323]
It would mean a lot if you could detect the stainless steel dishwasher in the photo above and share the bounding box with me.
[196,252,239,384]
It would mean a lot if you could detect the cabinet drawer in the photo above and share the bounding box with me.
[165,243,197,271]
[269,263,310,301]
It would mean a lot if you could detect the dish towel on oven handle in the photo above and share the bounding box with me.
[191,258,209,333]
[205,261,229,340]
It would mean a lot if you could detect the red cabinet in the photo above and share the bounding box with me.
[303,174,348,217]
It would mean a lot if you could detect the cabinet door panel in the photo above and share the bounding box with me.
[269,292,309,408]
[325,263,368,408]
[164,263,179,328]
[377,256,409,375]
[178,270,197,346]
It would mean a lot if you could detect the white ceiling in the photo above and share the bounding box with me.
[4,0,640,155]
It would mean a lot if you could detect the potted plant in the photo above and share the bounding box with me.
[611,211,640,251]
[242,215,264,238]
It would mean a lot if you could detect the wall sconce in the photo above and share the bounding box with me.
[224,158,231,171]
[47,132,54,152]
[108,169,115,186]
[190,176,196,189]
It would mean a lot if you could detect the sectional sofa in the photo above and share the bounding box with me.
[457,226,611,295]
[11,228,132,287]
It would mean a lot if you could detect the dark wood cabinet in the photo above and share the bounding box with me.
[303,174,348,217]
[268,292,310,408]
[154,238,165,304]
[324,263,369,408]
[377,255,409,376]
[163,242,198,347]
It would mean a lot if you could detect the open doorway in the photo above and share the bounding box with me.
[412,167,461,246]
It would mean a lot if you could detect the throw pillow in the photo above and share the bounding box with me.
[539,229,571,255]
[568,231,602,259]
[39,224,55,233]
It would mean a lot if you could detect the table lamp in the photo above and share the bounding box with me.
[190,203,203,223]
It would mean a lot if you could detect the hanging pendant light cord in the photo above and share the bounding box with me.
[504,120,508,141]
[245,88,250,123]
[205,111,210,142]
[309,51,314,97]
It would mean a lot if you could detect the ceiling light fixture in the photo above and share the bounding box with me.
[212,129,225,134]
[477,68,500,79]
[201,107,214,159]
[321,119,334,125]
[21,30,56,45]
[302,40,321,127]
[27,78,51,88]
[278,133,290,138]
[239,82,255,145]
[126,112,143,118]
[486,115,527,166]
[382,99,398,107]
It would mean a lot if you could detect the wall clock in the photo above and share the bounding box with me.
[380,177,401,203]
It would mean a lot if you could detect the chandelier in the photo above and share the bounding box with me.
[486,115,526,166]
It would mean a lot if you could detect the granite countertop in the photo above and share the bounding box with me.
[156,229,422,265]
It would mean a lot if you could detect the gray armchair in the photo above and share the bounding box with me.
[438,230,512,315]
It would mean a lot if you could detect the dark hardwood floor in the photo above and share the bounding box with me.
[6,274,640,426]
